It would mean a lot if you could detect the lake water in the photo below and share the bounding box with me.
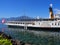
[0,23,60,45]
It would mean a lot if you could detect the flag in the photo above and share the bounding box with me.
[2,19,5,23]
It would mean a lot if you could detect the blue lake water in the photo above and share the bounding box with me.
[0,23,60,45]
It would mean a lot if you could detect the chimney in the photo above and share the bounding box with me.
[49,4,54,19]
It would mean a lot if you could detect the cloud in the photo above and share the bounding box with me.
[54,9,60,14]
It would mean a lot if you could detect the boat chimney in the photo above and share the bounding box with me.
[49,4,54,19]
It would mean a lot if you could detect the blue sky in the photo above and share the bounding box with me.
[0,0,60,18]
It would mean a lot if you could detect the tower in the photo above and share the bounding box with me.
[49,4,54,19]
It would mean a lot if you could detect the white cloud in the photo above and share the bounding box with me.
[54,9,60,14]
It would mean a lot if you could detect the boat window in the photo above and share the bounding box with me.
[58,23,60,25]
[55,23,56,25]
[23,23,24,24]
[32,23,35,25]
[58,23,59,25]
[52,23,53,25]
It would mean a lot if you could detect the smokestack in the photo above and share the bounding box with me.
[49,4,54,19]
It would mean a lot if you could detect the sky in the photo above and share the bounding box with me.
[0,0,60,18]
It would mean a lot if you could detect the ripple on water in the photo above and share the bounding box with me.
[0,28,60,45]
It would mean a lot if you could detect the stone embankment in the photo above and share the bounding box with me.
[0,32,31,45]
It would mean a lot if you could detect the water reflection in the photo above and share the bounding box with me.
[0,27,60,45]
[1,28,5,32]
[8,28,60,37]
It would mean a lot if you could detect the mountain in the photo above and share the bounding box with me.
[15,16,33,21]
[3,16,34,21]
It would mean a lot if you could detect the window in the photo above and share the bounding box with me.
[55,23,56,25]
[58,23,59,25]
[39,23,40,25]
[32,23,35,25]
[52,23,53,25]
[58,23,60,25]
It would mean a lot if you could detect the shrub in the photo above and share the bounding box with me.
[0,35,12,45]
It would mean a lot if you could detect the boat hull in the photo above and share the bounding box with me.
[7,25,60,32]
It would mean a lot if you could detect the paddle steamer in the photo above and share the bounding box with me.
[4,4,60,31]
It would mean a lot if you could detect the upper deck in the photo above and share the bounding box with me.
[15,18,60,21]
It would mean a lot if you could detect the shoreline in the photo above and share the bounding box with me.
[0,31,31,45]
